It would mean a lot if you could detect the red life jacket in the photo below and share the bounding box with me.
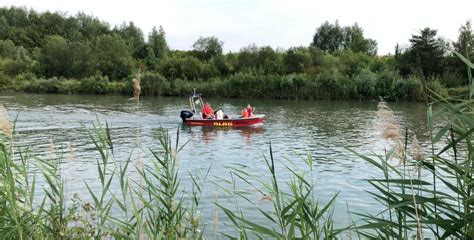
[202,104,214,118]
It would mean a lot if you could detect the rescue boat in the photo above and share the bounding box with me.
[180,90,265,127]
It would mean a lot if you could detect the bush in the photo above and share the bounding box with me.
[23,77,61,93]
[354,69,377,99]
[316,71,344,99]
[447,86,469,98]
[441,71,464,88]
[375,67,400,100]
[79,75,111,94]
[425,77,449,99]
[57,79,81,94]
[394,76,423,101]
[140,72,167,96]
[0,72,11,91]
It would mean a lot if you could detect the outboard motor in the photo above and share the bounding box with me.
[180,110,193,122]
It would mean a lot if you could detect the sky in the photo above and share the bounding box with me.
[1,0,473,55]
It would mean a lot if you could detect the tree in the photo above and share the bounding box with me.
[0,16,8,40]
[211,55,231,76]
[237,44,259,71]
[40,35,94,78]
[192,36,223,60]
[76,12,110,40]
[0,43,36,76]
[37,11,67,38]
[159,56,203,80]
[258,46,284,74]
[408,27,445,78]
[454,20,474,61]
[40,35,68,77]
[343,24,377,55]
[93,34,134,80]
[451,20,474,82]
[284,47,311,73]
[0,39,16,58]
[148,26,168,60]
[115,22,147,59]
[312,21,344,53]
[312,21,377,55]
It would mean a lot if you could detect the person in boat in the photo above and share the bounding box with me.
[241,108,249,118]
[215,109,224,119]
[244,104,255,117]
[202,102,214,119]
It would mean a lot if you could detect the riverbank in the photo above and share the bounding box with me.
[1,71,466,101]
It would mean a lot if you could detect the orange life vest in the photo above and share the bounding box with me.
[241,109,249,118]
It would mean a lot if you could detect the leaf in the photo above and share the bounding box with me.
[453,51,474,69]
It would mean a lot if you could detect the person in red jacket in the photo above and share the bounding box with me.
[202,102,214,119]
[245,104,255,117]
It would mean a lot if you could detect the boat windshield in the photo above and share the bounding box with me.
[189,89,203,114]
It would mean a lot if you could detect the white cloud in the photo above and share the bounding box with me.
[1,0,473,54]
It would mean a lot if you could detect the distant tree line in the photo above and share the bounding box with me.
[0,6,473,100]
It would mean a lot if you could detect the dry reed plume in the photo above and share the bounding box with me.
[411,135,422,161]
[129,70,142,102]
[377,100,405,159]
[132,77,141,101]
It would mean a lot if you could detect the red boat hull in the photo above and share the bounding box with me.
[184,115,265,127]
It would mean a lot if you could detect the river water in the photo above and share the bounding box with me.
[0,93,432,236]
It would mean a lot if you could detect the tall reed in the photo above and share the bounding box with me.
[215,144,339,239]
[354,52,474,239]
[0,114,207,239]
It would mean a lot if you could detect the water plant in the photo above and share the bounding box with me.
[353,52,474,239]
[215,145,339,239]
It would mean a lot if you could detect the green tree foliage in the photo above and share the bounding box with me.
[236,44,284,74]
[75,12,110,40]
[115,22,147,59]
[192,36,223,60]
[93,34,134,80]
[0,40,16,58]
[211,55,231,76]
[147,26,168,60]
[454,20,474,59]
[0,16,8,38]
[312,21,344,53]
[451,20,474,82]
[35,11,68,41]
[312,21,377,55]
[159,56,202,80]
[342,24,377,55]
[398,28,445,78]
[0,39,36,76]
[40,35,94,78]
[337,50,372,76]
[284,47,311,73]
[409,28,445,77]
[0,6,470,101]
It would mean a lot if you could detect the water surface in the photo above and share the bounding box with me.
[0,93,432,236]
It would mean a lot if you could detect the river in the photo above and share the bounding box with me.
[0,93,432,237]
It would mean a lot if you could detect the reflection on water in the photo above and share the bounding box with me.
[0,93,432,236]
[189,125,265,145]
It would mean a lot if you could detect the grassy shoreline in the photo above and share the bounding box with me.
[1,71,465,101]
